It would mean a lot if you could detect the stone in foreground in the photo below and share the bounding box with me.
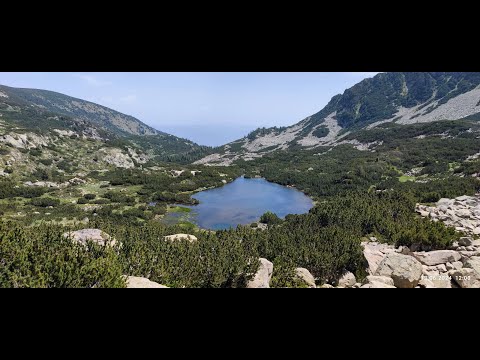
[126,276,168,288]
[363,276,395,287]
[448,269,480,288]
[295,268,316,288]
[337,271,356,288]
[247,258,273,288]
[375,253,423,288]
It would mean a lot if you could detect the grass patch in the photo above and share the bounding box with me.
[399,175,416,183]
[168,206,192,213]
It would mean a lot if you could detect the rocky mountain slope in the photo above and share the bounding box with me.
[0,84,158,136]
[196,72,480,165]
[0,85,211,177]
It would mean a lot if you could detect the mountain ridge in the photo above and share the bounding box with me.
[196,72,480,166]
[0,84,160,137]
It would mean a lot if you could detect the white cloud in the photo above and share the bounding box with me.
[74,74,112,87]
[119,94,137,104]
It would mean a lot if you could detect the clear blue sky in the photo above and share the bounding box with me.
[0,72,378,146]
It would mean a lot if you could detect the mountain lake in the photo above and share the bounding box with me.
[160,176,314,230]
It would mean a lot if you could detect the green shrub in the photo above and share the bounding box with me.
[30,197,60,207]
[260,211,282,225]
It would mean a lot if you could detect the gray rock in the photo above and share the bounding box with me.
[320,284,334,288]
[412,250,461,266]
[431,277,453,288]
[458,250,480,260]
[247,258,273,288]
[164,233,198,242]
[448,269,480,288]
[353,283,362,288]
[459,237,473,246]
[361,282,396,288]
[418,278,435,288]
[64,229,116,247]
[473,227,480,235]
[125,276,168,288]
[452,261,463,270]
[375,253,423,288]
[363,275,395,286]
[466,246,476,252]
[338,271,356,288]
[437,198,454,206]
[295,268,316,288]
[456,195,473,202]
[472,240,480,247]
[457,246,467,251]
[362,242,388,274]
[464,257,480,275]
[436,264,447,273]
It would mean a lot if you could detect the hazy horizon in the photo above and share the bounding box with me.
[0,72,378,146]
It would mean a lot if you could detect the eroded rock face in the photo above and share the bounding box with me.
[295,268,316,288]
[375,253,423,288]
[65,229,116,247]
[125,276,168,288]
[164,234,198,243]
[412,250,462,266]
[247,258,273,288]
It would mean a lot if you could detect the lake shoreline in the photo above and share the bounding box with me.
[162,176,314,230]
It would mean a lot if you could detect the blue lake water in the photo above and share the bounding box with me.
[165,176,314,230]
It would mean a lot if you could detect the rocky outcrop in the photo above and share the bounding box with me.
[412,250,462,266]
[362,242,396,274]
[164,234,198,243]
[125,276,168,288]
[337,271,356,288]
[375,253,423,288]
[295,268,316,288]
[65,229,116,247]
[247,258,273,288]
[416,195,480,236]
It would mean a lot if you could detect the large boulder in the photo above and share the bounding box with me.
[412,250,461,266]
[448,269,480,288]
[362,242,395,274]
[164,234,198,243]
[125,276,168,288]
[295,268,316,288]
[375,253,423,288]
[463,257,480,275]
[247,258,273,288]
[65,229,116,247]
[337,271,356,288]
